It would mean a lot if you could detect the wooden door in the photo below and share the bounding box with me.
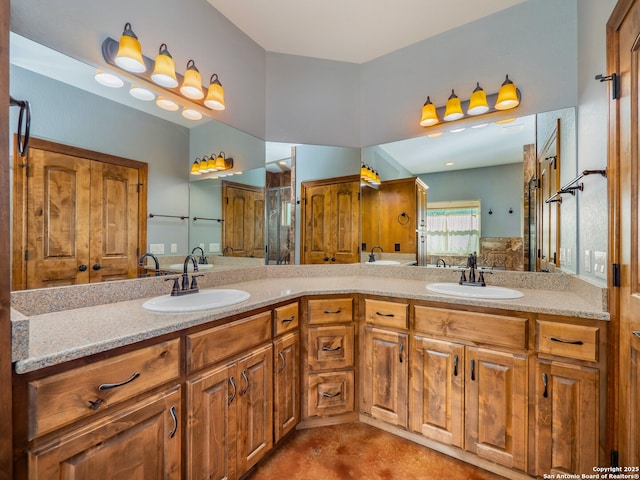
[302,177,360,264]
[23,147,92,289]
[410,336,464,447]
[608,0,640,466]
[186,364,237,480]
[236,345,273,475]
[362,326,408,428]
[534,360,599,476]
[465,347,528,471]
[222,182,265,258]
[28,385,181,480]
[12,138,146,290]
[537,124,561,269]
[274,332,300,443]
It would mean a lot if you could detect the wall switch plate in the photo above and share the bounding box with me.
[150,243,165,255]
[585,250,591,272]
[199,243,205,249]
[210,243,220,252]
[170,243,177,253]
[594,251,607,279]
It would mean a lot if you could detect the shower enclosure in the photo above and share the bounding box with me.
[266,185,292,264]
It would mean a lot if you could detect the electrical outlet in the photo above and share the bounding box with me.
[585,250,591,273]
[170,243,177,253]
[210,243,220,252]
[149,243,165,255]
[199,243,205,249]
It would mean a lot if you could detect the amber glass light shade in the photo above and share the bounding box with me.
[443,90,464,121]
[467,82,489,115]
[419,96,439,127]
[206,155,217,171]
[115,23,146,73]
[199,158,210,173]
[180,60,204,100]
[151,44,178,88]
[495,75,519,110]
[214,152,226,170]
[190,160,202,175]
[204,74,226,110]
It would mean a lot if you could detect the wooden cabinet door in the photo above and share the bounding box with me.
[28,385,181,480]
[534,360,599,476]
[186,364,237,480]
[274,332,300,443]
[362,326,408,428]
[332,180,360,264]
[410,336,464,447]
[465,347,528,471]
[24,147,92,289]
[89,162,140,282]
[223,182,265,258]
[303,183,334,264]
[236,345,273,474]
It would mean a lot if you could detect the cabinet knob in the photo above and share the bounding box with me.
[78,264,87,272]
[92,263,102,271]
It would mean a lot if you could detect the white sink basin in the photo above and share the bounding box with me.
[365,260,401,265]
[142,288,250,312]
[426,282,523,300]
[166,263,214,272]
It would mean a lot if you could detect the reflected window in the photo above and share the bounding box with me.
[427,201,480,255]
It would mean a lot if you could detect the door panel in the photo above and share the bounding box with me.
[222,182,265,258]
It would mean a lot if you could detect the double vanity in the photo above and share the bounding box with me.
[10,264,609,479]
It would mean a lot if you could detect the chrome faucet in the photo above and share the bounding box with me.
[369,246,383,262]
[191,246,208,264]
[138,252,160,277]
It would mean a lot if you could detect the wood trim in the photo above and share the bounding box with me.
[0,0,13,476]
[300,174,360,190]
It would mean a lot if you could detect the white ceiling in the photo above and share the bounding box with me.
[206,0,526,64]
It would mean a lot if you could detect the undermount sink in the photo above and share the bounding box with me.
[426,282,523,300]
[365,260,401,265]
[166,263,214,272]
[142,288,250,313]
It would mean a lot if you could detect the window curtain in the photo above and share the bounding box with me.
[426,207,479,254]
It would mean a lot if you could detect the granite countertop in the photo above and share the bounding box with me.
[12,269,609,374]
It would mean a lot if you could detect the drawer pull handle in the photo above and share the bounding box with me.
[375,311,395,317]
[542,373,548,398]
[322,345,342,352]
[550,337,584,346]
[169,406,178,438]
[278,351,287,373]
[633,331,640,338]
[323,308,342,314]
[470,359,476,381]
[399,343,404,363]
[98,372,140,391]
[453,355,459,377]
[321,391,342,398]
[241,369,249,395]
[281,316,295,323]
[88,398,104,410]
[229,376,237,404]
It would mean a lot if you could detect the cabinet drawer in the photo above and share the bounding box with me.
[364,299,408,329]
[187,311,271,372]
[274,302,299,336]
[307,371,354,417]
[307,298,353,324]
[414,306,527,350]
[308,325,355,370]
[28,338,180,440]
[537,320,599,362]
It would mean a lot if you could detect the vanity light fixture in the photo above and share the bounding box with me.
[151,44,179,88]
[190,159,202,175]
[190,152,234,176]
[360,164,381,186]
[180,60,204,100]
[199,157,211,174]
[94,70,124,88]
[214,152,227,170]
[156,96,179,111]
[206,155,217,171]
[204,74,226,111]
[419,75,521,128]
[114,23,146,73]
[129,84,155,101]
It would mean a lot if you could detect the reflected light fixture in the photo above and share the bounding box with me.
[206,155,217,171]
[182,107,203,121]
[190,159,202,175]
[180,60,204,100]
[443,90,464,121]
[156,96,179,111]
[199,157,211,174]
[114,23,146,73]
[495,75,520,110]
[467,82,489,115]
[151,43,178,88]
[190,151,234,175]
[427,131,444,138]
[214,152,226,170]
[419,96,439,127]
[204,74,226,110]
[129,84,155,101]
[94,70,124,88]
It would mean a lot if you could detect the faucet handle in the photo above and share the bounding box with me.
[190,274,204,291]
[165,277,181,296]
[459,270,467,284]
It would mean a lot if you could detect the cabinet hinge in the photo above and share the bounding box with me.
[596,73,620,100]
[612,263,621,287]
[25,249,29,261]
[611,450,619,467]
